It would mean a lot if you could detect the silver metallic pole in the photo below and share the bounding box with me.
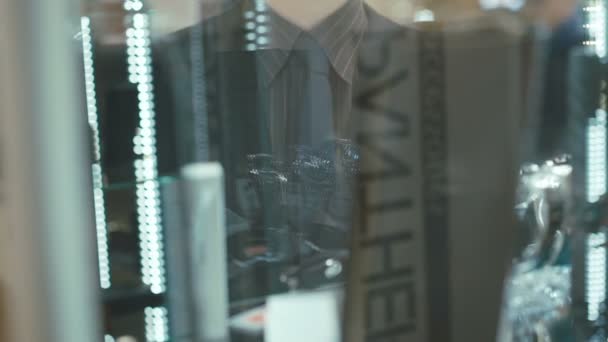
[0,0,102,341]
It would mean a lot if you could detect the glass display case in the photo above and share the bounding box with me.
[71,0,608,341]
[10,0,608,341]
[77,3,171,341]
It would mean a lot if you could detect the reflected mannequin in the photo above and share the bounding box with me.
[266,0,348,30]
[153,0,368,303]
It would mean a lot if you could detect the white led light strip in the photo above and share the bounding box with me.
[145,307,169,342]
[244,0,269,51]
[584,0,607,58]
[80,16,111,290]
[587,232,607,321]
[124,2,166,295]
[587,110,607,203]
[586,110,608,322]
[584,0,608,322]
[124,3,169,340]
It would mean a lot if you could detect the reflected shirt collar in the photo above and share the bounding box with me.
[259,0,367,84]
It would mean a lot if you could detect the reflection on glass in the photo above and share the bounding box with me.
[81,15,112,290]
[505,157,575,340]
[505,266,571,341]
[79,0,170,340]
[583,0,608,330]
[79,0,559,340]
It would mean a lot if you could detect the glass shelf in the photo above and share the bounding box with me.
[101,175,178,192]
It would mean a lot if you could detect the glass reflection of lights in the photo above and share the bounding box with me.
[478,0,525,11]
[105,335,115,342]
[244,0,269,51]
[125,4,165,296]
[414,9,435,23]
[124,1,169,340]
[585,1,608,323]
[587,110,607,203]
[584,0,608,323]
[584,1,607,58]
[145,307,169,342]
[81,16,111,290]
[587,232,607,322]
[587,110,608,323]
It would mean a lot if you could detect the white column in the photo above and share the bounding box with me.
[0,0,102,341]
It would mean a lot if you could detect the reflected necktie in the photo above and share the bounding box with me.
[300,34,334,148]
[286,35,337,237]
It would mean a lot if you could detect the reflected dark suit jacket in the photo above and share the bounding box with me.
[154,1,272,209]
[154,1,370,213]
